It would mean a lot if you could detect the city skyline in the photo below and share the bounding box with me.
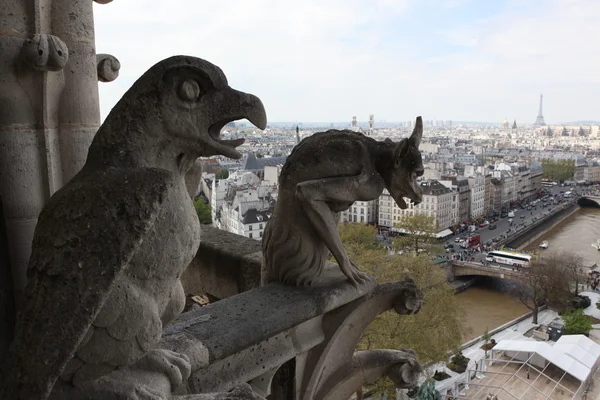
[94,0,599,124]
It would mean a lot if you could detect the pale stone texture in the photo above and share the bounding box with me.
[0,0,102,316]
[182,225,262,300]
[164,265,423,399]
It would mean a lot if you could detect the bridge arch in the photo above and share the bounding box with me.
[451,262,525,283]
[578,197,600,208]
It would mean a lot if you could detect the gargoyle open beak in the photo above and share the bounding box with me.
[207,88,267,159]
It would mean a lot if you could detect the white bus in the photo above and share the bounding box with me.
[542,181,558,187]
[486,250,532,268]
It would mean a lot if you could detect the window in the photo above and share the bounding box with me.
[260,231,263,238]
[361,216,364,222]
[249,225,253,231]
[249,232,253,239]
[259,223,263,229]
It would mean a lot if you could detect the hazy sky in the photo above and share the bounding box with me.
[94,0,599,125]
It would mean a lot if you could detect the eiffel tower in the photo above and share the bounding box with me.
[533,94,546,126]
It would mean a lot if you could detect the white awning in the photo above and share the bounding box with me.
[493,339,592,382]
[555,335,600,369]
[436,228,453,238]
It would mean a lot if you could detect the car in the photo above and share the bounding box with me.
[455,237,462,243]
[445,243,454,249]
[479,223,487,228]
[520,215,525,219]
[488,224,497,230]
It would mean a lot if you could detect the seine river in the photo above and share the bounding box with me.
[524,207,600,265]
[455,286,529,341]
[455,207,600,341]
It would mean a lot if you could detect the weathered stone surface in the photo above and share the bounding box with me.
[296,279,423,399]
[20,34,69,71]
[1,0,103,335]
[183,226,262,299]
[263,117,425,287]
[0,55,267,400]
[170,264,376,363]
[162,271,423,398]
[0,198,14,362]
[167,263,377,394]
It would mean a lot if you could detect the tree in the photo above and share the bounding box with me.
[193,197,212,225]
[541,159,575,182]
[510,258,573,323]
[557,252,587,296]
[481,328,492,358]
[411,379,441,399]
[340,224,467,397]
[338,223,379,250]
[392,214,438,255]
[563,308,592,335]
[216,168,229,180]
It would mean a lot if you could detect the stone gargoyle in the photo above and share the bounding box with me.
[263,117,425,286]
[0,56,267,400]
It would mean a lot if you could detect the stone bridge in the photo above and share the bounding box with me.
[579,195,600,208]
[447,261,525,283]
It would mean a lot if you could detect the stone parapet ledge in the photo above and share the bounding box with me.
[182,226,263,299]
[164,266,424,399]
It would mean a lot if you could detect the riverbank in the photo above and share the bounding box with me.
[502,200,579,250]
[516,204,580,250]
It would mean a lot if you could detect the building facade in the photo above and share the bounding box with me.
[377,180,454,231]
[340,200,378,224]
[468,174,485,219]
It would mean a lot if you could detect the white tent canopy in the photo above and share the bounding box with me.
[493,339,592,382]
[555,334,600,369]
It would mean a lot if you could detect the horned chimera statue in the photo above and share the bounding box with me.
[0,56,267,400]
[263,117,425,286]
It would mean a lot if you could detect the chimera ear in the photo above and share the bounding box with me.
[394,139,409,166]
[409,116,423,147]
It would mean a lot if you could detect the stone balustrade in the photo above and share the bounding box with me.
[169,226,424,398]
[182,225,263,300]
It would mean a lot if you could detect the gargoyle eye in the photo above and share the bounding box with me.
[178,79,202,101]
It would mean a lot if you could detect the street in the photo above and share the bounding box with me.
[454,186,575,247]
[376,186,580,259]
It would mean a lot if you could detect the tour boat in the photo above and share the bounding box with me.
[539,241,549,249]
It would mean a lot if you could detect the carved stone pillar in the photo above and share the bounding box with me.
[52,0,101,182]
[0,0,118,315]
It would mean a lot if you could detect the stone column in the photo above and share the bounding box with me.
[52,0,101,182]
[0,0,118,315]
